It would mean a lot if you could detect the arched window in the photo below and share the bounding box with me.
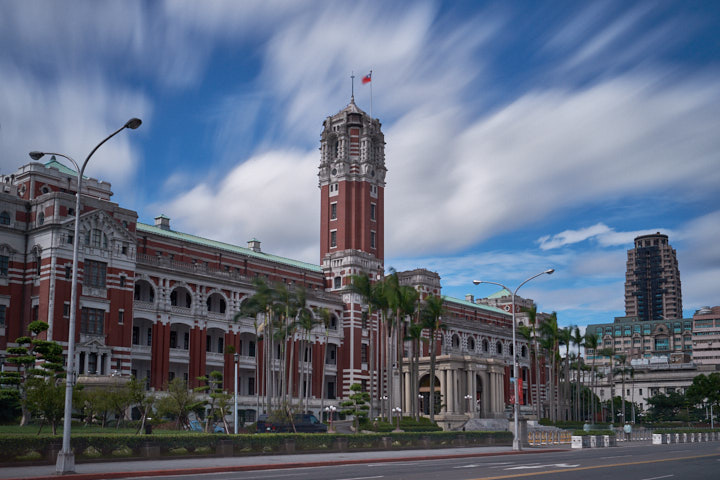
[451,334,460,349]
[0,211,10,225]
[467,336,475,351]
[496,341,503,355]
[37,212,45,225]
[521,345,528,358]
[483,339,489,352]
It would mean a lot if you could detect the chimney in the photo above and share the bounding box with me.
[465,294,474,303]
[248,238,261,253]
[154,214,171,231]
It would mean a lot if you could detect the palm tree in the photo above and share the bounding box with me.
[407,321,424,420]
[598,347,616,423]
[348,274,383,418]
[521,304,542,420]
[237,278,275,414]
[572,327,585,421]
[539,313,560,421]
[295,293,316,411]
[315,307,333,418]
[558,326,573,421]
[584,332,599,421]
[420,294,445,422]
[396,284,419,413]
[614,354,628,424]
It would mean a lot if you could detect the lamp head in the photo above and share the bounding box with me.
[545,268,555,275]
[29,151,45,161]
[124,118,142,129]
[472,280,482,285]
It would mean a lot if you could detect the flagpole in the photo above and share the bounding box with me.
[369,69,373,119]
[351,71,355,101]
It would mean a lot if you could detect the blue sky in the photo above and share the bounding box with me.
[1,1,719,330]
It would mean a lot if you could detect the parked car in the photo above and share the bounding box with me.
[256,413,328,433]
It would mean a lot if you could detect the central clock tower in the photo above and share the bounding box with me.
[319,97,386,289]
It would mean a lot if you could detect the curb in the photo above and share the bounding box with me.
[3,449,568,480]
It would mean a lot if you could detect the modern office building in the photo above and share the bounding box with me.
[692,306,720,366]
[624,232,683,321]
[0,97,544,428]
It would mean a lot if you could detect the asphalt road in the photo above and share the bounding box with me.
[104,442,720,480]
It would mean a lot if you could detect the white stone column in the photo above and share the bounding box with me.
[441,369,448,413]
[481,371,489,417]
[448,369,456,414]
[404,371,411,412]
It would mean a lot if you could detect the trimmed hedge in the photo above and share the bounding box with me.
[0,430,512,464]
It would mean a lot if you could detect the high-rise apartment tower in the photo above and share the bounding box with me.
[624,232,682,321]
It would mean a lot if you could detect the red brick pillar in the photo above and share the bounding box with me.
[150,322,170,389]
[188,326,207,388]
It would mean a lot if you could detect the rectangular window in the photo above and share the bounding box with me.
[330,230,337,248]
[370,231,376,249]
[0,255,8,276]
[361,344,368,363]
[91,229,102,247]
[249,340,256,357]
[85,261,107,288]
[217,337,224,354]
[65,265,72,279]
[80,307,104,335]
[170,331,177,348]
[370,203,376,221]
[330,202,337,220]
[184,332,189,350]
[118,309,124,325]
[206,335,212,352]
[63,302,70,317]
[248,377,255,396]
[0,305,5,327]
[147,328,152,346]
[132,326,139,345]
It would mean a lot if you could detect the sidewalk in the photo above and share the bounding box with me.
[0,445,566,480]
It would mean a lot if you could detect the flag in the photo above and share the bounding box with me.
[362,72,372,84]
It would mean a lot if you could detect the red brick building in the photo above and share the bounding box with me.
[0,99,544,428]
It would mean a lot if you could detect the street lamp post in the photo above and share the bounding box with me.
[324,405,337,432]
[473,268,554,451]
[234,353,239,434]
[392,406,402,431]
[29,118,142,474]
[464,394,473,416]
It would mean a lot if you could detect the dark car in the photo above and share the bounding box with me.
[256,413,328,433]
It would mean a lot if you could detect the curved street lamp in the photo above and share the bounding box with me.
[473,268,554,451]
[29,117,141,474]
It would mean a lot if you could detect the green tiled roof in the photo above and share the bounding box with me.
[136,222,322,273]
[45,158,87,179]
[486,288,512,299]
[443,296,509,316]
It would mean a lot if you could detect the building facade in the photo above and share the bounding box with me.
[0,98,539,428]
[624,233,683,321]
[692,306,720,367]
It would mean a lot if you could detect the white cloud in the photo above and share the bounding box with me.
[537,224,676,250]
[152,149,319,263]
[0,63,149,188]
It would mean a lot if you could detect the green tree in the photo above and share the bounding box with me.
[521,304,542,419]
[348,273,384,418]
[583,332,600,421]
[571,326,585,421]
[340,382,370,433]
[539,313,560,421]
[597,347,616,423]
[3,321,65,426]
[127,376,155,434]
[25,376,65,434]
[646,391,686,422]
[420,294,445,422]
[195,370,228,432]
[156,378,205,429]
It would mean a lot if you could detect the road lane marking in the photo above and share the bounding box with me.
[505,463,578,470]
[336,477,384,480]
[468,453,720,480]
[640,475,674,480]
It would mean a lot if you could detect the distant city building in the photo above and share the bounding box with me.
[691,306,720,366]
[624,232,682,321]
[586,316,693,366]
